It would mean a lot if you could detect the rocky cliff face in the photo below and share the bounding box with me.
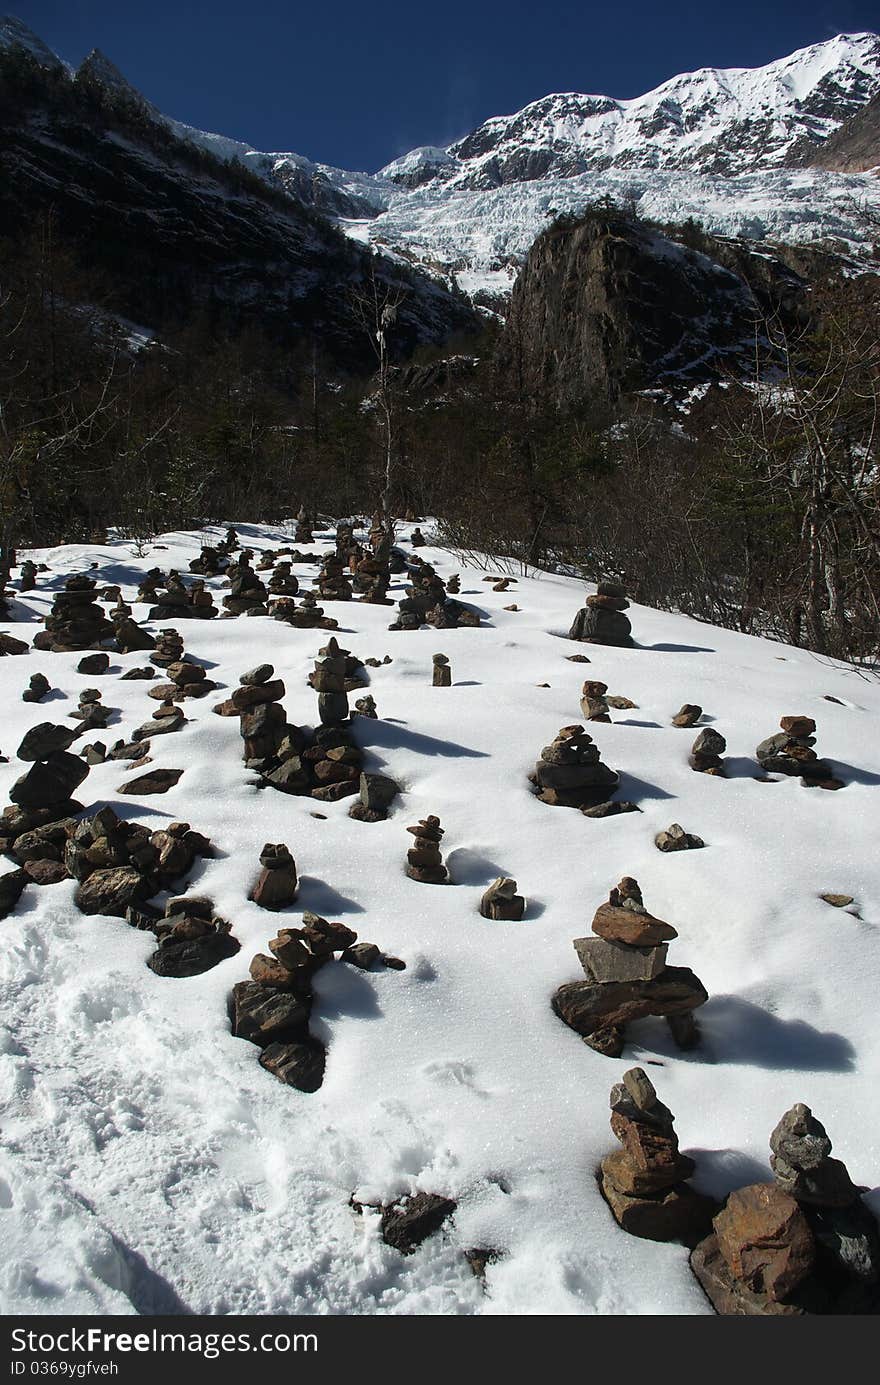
[498,213,812,408]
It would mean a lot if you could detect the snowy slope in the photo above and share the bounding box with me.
[1,522,879,1316]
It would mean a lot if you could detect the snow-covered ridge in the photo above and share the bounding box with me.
[4,17,880,301]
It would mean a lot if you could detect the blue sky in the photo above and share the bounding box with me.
[15,1,880,170]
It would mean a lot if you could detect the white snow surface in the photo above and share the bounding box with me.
[1,521,879,1316]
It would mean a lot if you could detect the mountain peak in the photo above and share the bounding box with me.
[0,14,64,69]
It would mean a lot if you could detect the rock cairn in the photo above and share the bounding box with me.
[390,562,479,631]
[143,896,240,977]
[432,653,452,686]
[271,590,338,630]
[691,1104,880,1314]
[410,527,426,547]
[131,698,187,742]
[249,843,299,910]
[268,561,299,596]
[19,560,37,592]
[756,716,840,789]
[569,581,633,647]
[294,508,314,544]
[580,680,611,722]
[188,544,225,576]
[531,724,619,809]
[22,672,51,703]
[0,725,89,910]
[312,637,350,725]
[148,572,217,620]
[655,823,705,852]
[479,878,525,920]
[221,557,267,616]
[553,877,708,1056]
[70,688,112,731]
[112,609,155,653]
[689,727,726,775]
[148,656,217,702]
[599,1068,716,1243]
[33,575,114,652]
[151,629,184,668]
[353,694,377,718]
[316,552,353,601]
[353,531,392,604]
[405,815,448,883]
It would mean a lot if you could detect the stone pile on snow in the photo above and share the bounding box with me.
[531,722,619,808]
[569,581,634,647]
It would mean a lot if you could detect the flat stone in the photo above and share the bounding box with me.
[117,768,183,795]
[553,966,708,1037]
[574,935,667,982]
[601,1176,716,1244]
[592,902,677,945]
[10,752,90,808]
[148,931,240,977]
[820,893,854,908]
[342,942,381,969]
[602,1148,697,1196]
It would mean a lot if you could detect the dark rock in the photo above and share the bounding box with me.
[10,752,89,808]
[17,722,80,762]
[117,768,183,795]
[230,980,311,1045]
[379,1192,457,1255]
[714,1184,815,1302]
[74,866,151,917]
[655,823,705,852]
[148,930,240,977]
[553,966,708,1037]
[342,942,381,969]
[77,653,110,675]
[0,868,29,919]
[259,1039,326,1092]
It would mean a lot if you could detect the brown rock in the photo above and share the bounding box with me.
[601,1148,696,1195]
[690,1233,806,1315]
[713,1184,815,1302]
[601,1177,716,1244]
[592,902,677,945]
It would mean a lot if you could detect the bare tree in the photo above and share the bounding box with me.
[349,264,408,536]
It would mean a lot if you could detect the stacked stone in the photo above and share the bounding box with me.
[432,654,452,686]
[410,527,426,547]
[553,877,708,1057]
[137,571,163,603]
[67,806,212,915]
[308,637,367,695]
[268,561,299,596]
[531,724,619,809]
[569,581,633,647]
[353,694,377,718]
[390,562,478,631]
[22,673,51,703]
[689,728,727,775]
[480,878,525,920]
[151,629,185,667]
[218,526,239,555]
[316,552,353,601]
[112,608,155,654]
[352,534,392,604]
[148,572,217,620]
[19,560,37,592]
[188,545,225,576]
[221,558,267,615]
[580,680,611,722]
[33,575,114,652]
[0,724,90,911]
[256,550,277,572]
[270,590,338,630]
[148,657,216,702]
[70,688,111,731]
[141,895,239,977]
[131,698,187,742]
[405,815,448,883]
[600,1068,716,1243]
[691,1104,879,1314]
[655,823,705,852]
[234,912,365,1093]
[756,716,839,788]
[228,664,289,769]
[249,843,299,909]
[312,639,350,725]
[294,508,314,544]
[0,631,28,655]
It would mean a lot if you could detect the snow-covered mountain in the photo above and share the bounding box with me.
[4,18,880,303]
